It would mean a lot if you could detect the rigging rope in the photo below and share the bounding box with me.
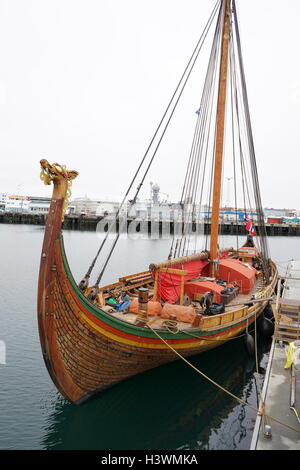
[84,0,272,296]
[80,0,222,293]
[173,0,272,271]
[229,40,239,251]
[172,2,224,259]
[232,0,270,279]
[168,0,271,262]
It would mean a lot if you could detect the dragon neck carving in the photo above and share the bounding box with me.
[40,159,78,221]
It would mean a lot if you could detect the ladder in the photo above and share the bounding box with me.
[274,275,300,343]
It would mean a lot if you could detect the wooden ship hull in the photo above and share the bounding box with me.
[37,163,277,404]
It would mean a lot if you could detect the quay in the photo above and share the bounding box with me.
[1,212,300,235]
[250,260,300,450]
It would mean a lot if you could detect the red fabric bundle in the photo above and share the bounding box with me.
[154,260,209,303]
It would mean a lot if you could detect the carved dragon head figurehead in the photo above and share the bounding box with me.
[40,159,78,185]
[40,159,79,221]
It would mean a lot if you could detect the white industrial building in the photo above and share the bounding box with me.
[0,193,51,214]
[28,197,51,214]
[3,195,30,213]
[67,197,120,216]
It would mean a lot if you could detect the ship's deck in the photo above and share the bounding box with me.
[105,276,265,330]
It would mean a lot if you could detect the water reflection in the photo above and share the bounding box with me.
[40,336,270,450]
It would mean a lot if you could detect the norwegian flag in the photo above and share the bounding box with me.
[244,213,255,236]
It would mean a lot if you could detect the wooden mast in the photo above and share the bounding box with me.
[209,0,231,276]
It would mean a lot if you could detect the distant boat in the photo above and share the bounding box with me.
[38,0,278,404]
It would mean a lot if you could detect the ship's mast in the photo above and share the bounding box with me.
[209,0,231,276]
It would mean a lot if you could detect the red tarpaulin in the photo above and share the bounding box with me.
[218,258,256,294]
[184,280,224,303]
[155,260,209,303]
[154,256,257,303]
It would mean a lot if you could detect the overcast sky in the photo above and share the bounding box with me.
[0,0,299,209]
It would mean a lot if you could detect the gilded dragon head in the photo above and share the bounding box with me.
[40,159,78,185]
[40,159,79,221]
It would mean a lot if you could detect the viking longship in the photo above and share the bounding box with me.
[38,0,278,404]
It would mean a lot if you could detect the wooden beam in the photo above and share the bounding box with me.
[118,271,151,282]
[149,251,209,271]
[158,268,189,275]
[153,271,159,301]
[279,276,300,281]
[180,274,185,305]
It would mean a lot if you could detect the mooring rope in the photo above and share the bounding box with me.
[148,325,300,434]
[168,325,247,342]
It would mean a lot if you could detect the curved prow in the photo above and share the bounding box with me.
[37,160,83,402]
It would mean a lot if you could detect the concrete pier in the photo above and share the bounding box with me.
[251,260,300,450]
[250,340,300,450]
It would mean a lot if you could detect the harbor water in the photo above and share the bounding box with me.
[0,223,299,450]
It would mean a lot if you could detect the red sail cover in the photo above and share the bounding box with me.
[184,280,225,303]
[155,260,209,303]
[218,259,256,294]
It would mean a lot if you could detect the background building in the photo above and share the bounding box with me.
[28,197,51,214]
[67,197,120,216]
[0,193,51,214]
[1,188,300,226]
[0,193,6,211]
[4,195,30,213]
[263,207,296,218]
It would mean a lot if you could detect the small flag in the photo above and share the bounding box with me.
[244,213,255,236]
[195,107,201,115]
